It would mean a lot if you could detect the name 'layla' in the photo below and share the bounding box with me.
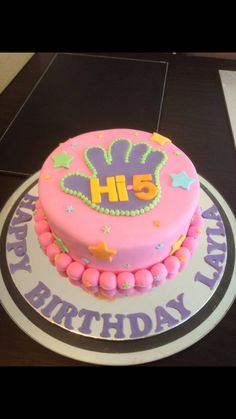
[194,205,227,289]
[6,194,38,274]
[24,281,191,338]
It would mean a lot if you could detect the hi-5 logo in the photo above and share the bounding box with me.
[90,174,157,203]
[61,139,168,216]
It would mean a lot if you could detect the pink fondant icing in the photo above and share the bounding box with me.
[150,263,168,286]
[35,220,50,235]
[117,272,135,290]
[38,129,200,273]
[34,208,45,221]
[66,262,84,281]
[46,243,61,261]
[174,247,191,271]
[164,256,181,279]
[38,231,54,249]
[135,269,153,288]
[100,272,117,290]
[191,214,204,227]
[35,203,203,294]
[55,253,72,272]
[35,200,41,209]
[82,268,100,287]
[194,206,202,216]
[187,225,202,239]
[36,129,204,296]
[182,236,198,255]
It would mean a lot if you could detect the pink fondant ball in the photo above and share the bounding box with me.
[82,268,100,288]
[55,253,72,272]
[174,247,191,271]
[34,213,42,222]
[150,263,168,286]
[46,243,61,262]
[194,206,202,217]
[117,272,135,290]
[182,236,198,255]
[35,200,41,210]
[191,214,204,227]
[35,220,50,235]
[66,262,85,281]
[38,232,54,249]
[134,269,153,288]
[99,272,117,290]
[188,225,203,239]
[164,256,181,279]
[34,208,45,222]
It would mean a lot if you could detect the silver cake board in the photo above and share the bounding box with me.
[0,173,235,365]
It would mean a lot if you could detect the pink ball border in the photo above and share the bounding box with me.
[34,201,203,297]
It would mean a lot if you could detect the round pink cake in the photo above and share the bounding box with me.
[35,129,203,297]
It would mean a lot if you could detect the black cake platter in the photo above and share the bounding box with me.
[0,173,235,365]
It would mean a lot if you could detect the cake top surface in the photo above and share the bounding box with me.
[38,129,200,271]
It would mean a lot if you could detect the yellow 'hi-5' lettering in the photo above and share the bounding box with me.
[90,174,157,203]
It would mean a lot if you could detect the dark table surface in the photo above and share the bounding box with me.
[0,52,235,366]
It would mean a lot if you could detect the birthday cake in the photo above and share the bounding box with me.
[34,129,203,297]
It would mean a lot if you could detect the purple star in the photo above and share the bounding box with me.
[155,243,164,250]
[66,205,74,213]
[71,141,78,148]
[123,263,133,269]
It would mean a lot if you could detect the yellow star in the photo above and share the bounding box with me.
[97,133,104,138]
[88,241,117,262]
[196,227,202,234]
[153,220,161,227]
[150,132,172,146]
[178,255,186,262]
[54,254,60,262]
[43,174,51,180]
[169,235,186,255]
[174,150,182,156]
